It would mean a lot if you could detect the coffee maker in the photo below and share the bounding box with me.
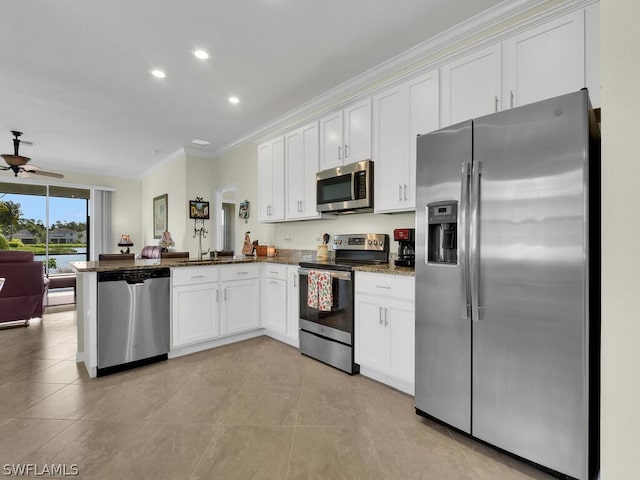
[393,228,415,267]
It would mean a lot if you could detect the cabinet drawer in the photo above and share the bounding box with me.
[172,266,218,286]
[219,263,259,282]
[262,264,287,280]
[355,272,415,302]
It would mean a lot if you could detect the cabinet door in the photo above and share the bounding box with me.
[343,98,372,164]
[300,121,320,218]
[355,295,388,372]
[258,137,285,222]
[286,122,320,220]
[257,141,272,222]
[285,128,304,220]
[286,266,300,342]
[270,137,285,221]
[319,111,343,170]
[387,299,415,383]
[172,283,219,347]
[502,10,585,109]
[264,278,287,334]
[441,44,502,126]
[220,278,259,335]
[373,85,409,213]
[408,70,440,209]
[585,3,600,108]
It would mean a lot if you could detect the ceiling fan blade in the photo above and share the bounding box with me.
[22,164,40,171]
[17,170,32,178]
[20,140,34,146]
[31,170,64,179]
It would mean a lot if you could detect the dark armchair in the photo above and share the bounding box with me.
[0,251,48,326]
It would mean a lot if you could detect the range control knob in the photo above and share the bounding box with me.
[367,240,372,246]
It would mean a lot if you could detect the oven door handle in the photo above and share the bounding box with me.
[298,268,351,281]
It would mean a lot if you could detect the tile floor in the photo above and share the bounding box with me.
[0,307,554,479]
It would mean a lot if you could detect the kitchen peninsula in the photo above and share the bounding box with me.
[72,255,415,379]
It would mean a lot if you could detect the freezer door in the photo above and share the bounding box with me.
[471,91,590,479]
[415,120,472,433]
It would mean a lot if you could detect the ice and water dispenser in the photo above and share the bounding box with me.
[427,201,458,264]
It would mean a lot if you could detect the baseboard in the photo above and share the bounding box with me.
[359,366,415,396]
[264,329,299,348]
[75,351,86,364]
[168,329,265,359]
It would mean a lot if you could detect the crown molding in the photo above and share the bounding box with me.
[214,0,596,156]
[141,147,186,178]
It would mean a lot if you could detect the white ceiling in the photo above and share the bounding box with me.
[0,0,503,179]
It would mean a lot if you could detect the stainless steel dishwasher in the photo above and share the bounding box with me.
[97,268,170,375]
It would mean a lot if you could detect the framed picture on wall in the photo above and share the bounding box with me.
[189,199,210,219]
[153,194,168,239]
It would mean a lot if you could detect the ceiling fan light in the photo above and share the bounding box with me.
[1,154,30,166]
[150,69,166,79]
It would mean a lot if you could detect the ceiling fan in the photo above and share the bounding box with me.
[1,131,64,179]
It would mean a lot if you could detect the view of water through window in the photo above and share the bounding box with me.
[0,183,89,275]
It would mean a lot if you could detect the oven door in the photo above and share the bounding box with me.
[298,268,353,345]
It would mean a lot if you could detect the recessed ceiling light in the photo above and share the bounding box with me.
[191,139,211,146]
[150,69,166,79]
[193,49,210,60]
[228,96,240,104]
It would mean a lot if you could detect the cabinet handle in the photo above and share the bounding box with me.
[216,288,219,302]
[224,288,227,301]
[190,275,205,280]
[384,308,389,326]
[398,184,402,201]
[494,96,499,112]
[269,271,279,275]
[404,184,408,201]
[379,306,384,325]
[338,145,342,160]
[293,273,297,288]
[236,271,249,275]
[510,90,514,109]
[299,200,303,212]
[344,144,349,158]
[376,285,391,290]
[269,280,280,285]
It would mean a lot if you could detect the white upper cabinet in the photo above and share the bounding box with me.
[343,98,372,164]
[502,9,585,109]
[258,136,285,222]
[441,44,502,127]
[373,70,439,213]
[286,121,321,220]
[319,98,371,170]
[585,2,600,108]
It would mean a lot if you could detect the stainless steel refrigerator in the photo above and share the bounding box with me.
[415,90,599,480]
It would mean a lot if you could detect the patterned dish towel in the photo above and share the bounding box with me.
[307,270,333,311]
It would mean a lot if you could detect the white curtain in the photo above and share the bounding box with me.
[90,189,112,260]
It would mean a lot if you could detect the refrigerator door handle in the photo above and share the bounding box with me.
[460,162,471,319]
[470,160,483,321]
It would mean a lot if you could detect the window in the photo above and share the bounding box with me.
[0,182,90,275]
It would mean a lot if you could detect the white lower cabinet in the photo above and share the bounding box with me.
[355,272,415,394]
[172,267,220,348]
[220,278,259,335]
[261,263,299,347]
[171,264,259,350]
[286,266,300,343]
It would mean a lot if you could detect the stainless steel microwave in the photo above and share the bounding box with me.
[316,160,373,214]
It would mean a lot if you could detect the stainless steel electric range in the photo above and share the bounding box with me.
[298,233,389,374]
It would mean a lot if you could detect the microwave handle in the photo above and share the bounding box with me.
[352,171,357,201]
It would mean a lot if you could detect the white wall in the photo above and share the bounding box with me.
[185,154,216,256]
[141,153,187,252]
[600,1,640,478]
